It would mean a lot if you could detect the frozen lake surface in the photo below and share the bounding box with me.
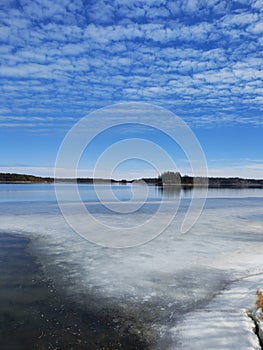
[0,184,263,349]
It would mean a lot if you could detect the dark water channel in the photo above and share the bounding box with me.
[0,232,153,350]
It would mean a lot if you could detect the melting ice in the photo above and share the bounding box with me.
[1,184,263,348]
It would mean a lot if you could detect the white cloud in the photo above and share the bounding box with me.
[208,163,263,179]
[222,12,259,27]
[249,20,263,33]
[251,0,263,12]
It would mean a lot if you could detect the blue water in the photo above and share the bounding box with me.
[0,183,262,202]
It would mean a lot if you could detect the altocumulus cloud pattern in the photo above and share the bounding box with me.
[1,0,263,179]
[0,0,263,131]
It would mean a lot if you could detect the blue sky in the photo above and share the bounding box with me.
[0,0,263,179]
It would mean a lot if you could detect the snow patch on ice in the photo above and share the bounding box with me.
[173,274,263,350]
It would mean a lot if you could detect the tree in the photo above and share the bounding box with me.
[160,171,181,185]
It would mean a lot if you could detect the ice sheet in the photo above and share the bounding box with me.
[1,185,263,347]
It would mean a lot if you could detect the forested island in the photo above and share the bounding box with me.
[1,172,263,188]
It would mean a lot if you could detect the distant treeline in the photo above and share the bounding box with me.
[0,173,54,183]
[0,173,118,184]
[135,173,263,188]
[1,172,263,188]
[208,177,263,188]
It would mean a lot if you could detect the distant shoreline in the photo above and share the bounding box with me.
[1,172,263,188]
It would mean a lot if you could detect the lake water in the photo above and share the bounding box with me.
[1,184,263,349]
